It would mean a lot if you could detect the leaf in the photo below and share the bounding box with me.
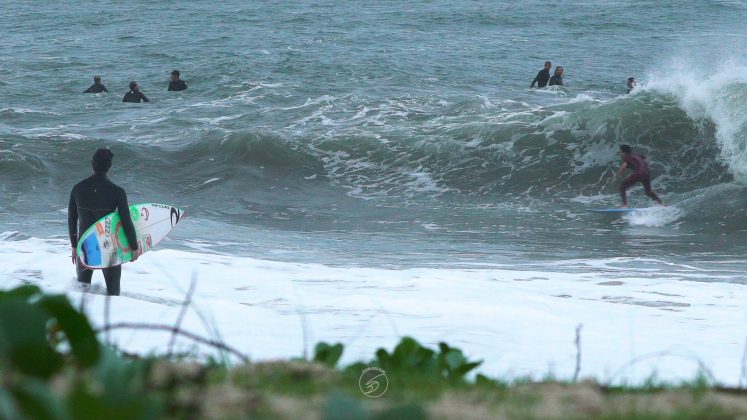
[375,348,391,369]
[68,386,160,420]
[314,342,344,367]
[374,404,427,420]
[36,295,100,367]
[442,349,467,371]
[454,361,483,378]
[0,285,41,302]
[11,378,69,420]
[0,299,63,378]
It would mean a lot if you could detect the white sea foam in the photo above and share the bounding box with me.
[1,236,745,385]
[623,206,683,227]
[645,61,747,181]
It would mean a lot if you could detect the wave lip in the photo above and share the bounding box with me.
[645,64,747,181]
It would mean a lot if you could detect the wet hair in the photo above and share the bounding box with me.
[92,148,113,173]
[94,75,101,82]
[129,81,138,91]
[620,144,632,154]
[171,69,180,77]
[554,66,563,75]
[545,61,551,66]
[627,77,635,82]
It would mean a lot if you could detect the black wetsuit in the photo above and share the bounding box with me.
[84,83,108,93]
[168,79,187,91]
[68,173,139,295]
[531,69,550,88]
[123,91,149,103]
[549,75,563,86]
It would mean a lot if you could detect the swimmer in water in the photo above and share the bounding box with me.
[168,69,187,91]
[530,61,552,88]
[122,81,150,103]
[627,77,637,93]
[548,66,564,86]
[84,76,108,93]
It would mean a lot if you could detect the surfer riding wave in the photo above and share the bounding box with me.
[614,144,664,208]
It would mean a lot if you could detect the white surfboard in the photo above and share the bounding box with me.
[76,203,184,269]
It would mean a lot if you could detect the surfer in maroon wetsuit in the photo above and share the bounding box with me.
[614,144,664,208]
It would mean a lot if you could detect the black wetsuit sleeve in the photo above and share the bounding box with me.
[531,71,541,88]
[140,92,150,103]
[68,188,78,248]
[116,188,139,251]
[84,86,92,93]
[102,85,108,93]
[168,82,173,91]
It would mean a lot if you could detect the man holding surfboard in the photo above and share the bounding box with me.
[68,148,140,296]
[614,144,664,208]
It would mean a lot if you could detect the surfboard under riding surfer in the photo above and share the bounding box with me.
[613,144,665,208]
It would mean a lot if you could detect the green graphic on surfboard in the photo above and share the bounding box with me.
[76,203,184,269]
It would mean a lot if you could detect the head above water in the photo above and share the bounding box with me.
[171,69,180,80]
[92,148,113,174]
[544,61,552,68]
[619,144,632,155]
[93,75,102,83]
[129,81,139,91]
[554,66,563,75]
[627,77,636,88]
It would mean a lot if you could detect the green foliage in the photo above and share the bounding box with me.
[0,285,162,420]
[0,285,100,379]
[314,342,344,368]
[372,336,482,382]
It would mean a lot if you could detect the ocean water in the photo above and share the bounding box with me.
[2,0,747,383]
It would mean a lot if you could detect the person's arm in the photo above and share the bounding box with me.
[614,161,628,181]
[168,82,173,91]
[531,71,540,88]
[116,188,139,254]
[68,189,78,263]
[140,92,150,103]
[84,85,93,93]
[102,85,108,93]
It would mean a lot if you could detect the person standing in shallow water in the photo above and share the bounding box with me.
[530,61,552,88]
[123,81,149,103]
[549,66,564,86]
[168,69,187,91]
[84,76,108,93]
[68,148,141,296]
[614,144,664,208]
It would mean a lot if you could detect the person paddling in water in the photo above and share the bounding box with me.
[614,144,664,208]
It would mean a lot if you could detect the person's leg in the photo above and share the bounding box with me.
[641,176,662,204]
[619,175,639,206]
[102,266,121,296]
[76,257,94,284]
